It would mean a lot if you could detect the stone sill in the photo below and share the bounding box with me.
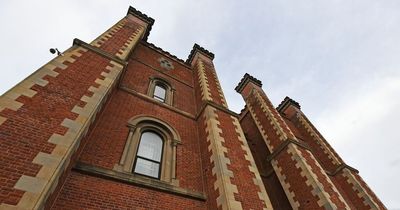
[73,162,206,201]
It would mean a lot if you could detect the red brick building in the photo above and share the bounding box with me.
[0,6,386,210]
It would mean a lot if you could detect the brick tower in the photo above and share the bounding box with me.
[0,6,385,210]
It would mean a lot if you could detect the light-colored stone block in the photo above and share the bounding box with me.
[51,145,68,157]
[33,152,62,167]
[61,118,82,132]
[72,105,91,117]
[14,176,46,193]
[0,97,23,111]
[0,116,6,125]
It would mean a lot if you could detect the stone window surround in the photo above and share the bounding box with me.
[147,77,175,106]
[114,115,181,186]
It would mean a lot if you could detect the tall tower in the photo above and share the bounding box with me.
[0,6,385,210]
[236,74,386,209]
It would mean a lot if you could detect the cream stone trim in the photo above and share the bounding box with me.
[116,26,144,60]
[91,19,127,47]
[246,88,349,209]
[1,60,124,210]
[231,116,273,210]
[0,47,83,116]
[271,159,300,209]
[342,169,380,209]
[203,106,242,210]
[1,12,146,208]
[288,144,349,209]
[0,46,84,129]
[296,112,341,166]
[210,68,228,108]
[196,59,212,101]
[247,102,274,151]
[0,116,6,125]
[253,90,293,142]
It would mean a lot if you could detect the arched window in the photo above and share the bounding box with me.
[147,77,174,105]
[153,84,167,102]
[133,131,164,178]
[114,116,181,186]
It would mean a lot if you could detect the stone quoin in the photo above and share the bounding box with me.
[0,6,386,210]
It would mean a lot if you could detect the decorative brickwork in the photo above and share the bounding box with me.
[230,116,272,210]
[0,8,147,209]
[210,66,228,108]
[0,46,85,209]
[0,6,386,210]
[239,79,351,209]
[342,169,380,209]
[202,106,242,210]
[296,112,342,166]
[115,26,143,59]
[279,97,386,209]
[91,19,127,48]
[196,59,212,102]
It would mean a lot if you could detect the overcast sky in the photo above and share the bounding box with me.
[0,0,399,208]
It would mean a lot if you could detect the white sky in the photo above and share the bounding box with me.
[0,1,399,208]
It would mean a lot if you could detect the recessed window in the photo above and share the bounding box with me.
[153,85,166,102]
[133,131,164,179]
[114,116,181,186]
[148,78,174,105]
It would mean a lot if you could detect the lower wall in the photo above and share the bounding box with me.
[51,171,207,210]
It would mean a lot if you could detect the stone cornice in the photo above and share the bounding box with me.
[235,73,262,93]
[276,96,301,113]
[186,44,215,64]
[130,57,193,88]
[141,41,191,69]
[196,100,239,121]
[119,85,195,120]
[266,138,311,162]
[328,164,359,176]
[73,162,206,201]
[127,6,155,41]
[73,38,127,65]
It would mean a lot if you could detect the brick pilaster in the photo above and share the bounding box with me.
[190,47,272,210]
[236,74,350,209]
[0,6,152,209]
[278,97,386,209]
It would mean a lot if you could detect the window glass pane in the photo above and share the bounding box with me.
[134,158,160,178]
[137,132,163,162]
[154,85,166,101]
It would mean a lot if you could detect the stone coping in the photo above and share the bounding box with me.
[235,73,262,93]
[73,162,207,201]
[186,44,215,64]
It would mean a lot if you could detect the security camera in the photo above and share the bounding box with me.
[49,48,63,56]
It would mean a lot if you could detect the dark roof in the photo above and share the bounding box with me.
[235,73,262,93]
[127,6,155,41]
[276,96,301,112]
[142,41,187,65]
[186,44,215,64]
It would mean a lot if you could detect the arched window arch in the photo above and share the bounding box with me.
[147,77,174,105]
[114,115,181,185]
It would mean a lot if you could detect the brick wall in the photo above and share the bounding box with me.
[240,111,291,209]
[52,171,207,210]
